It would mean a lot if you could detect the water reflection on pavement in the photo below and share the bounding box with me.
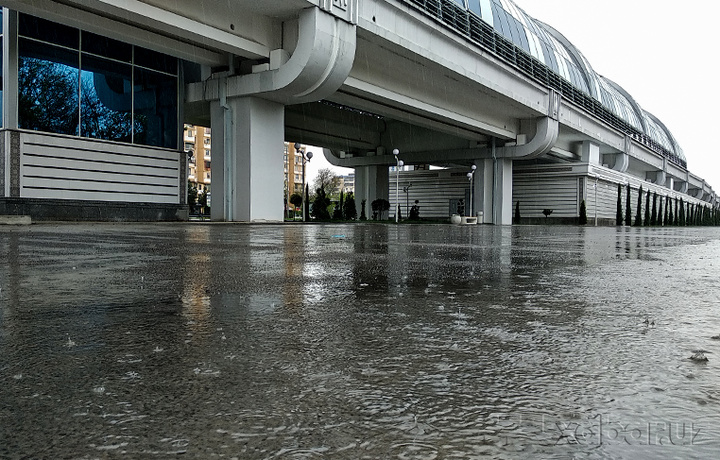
[1,223,719,459]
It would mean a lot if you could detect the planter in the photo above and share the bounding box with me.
[450,214,462,224]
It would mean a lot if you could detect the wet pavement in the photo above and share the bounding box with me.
[1,223,720,459]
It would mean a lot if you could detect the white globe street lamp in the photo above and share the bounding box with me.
[467,164,477,217]
[393,149,403,223]
[295,143,313,222]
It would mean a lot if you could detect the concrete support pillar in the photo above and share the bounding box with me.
[473,160,493,222]
[474,158,513,225]
[354,165,389,218]
[210,96,285,222]
[581,141,600,165]
[665,177,674,191]
[494,158,514,225]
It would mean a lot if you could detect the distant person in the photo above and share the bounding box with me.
[409,200,420,220]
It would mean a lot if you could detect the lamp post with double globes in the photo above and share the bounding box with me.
[467,164,477,217]
[393,149,403,223]
[295,143,313,222]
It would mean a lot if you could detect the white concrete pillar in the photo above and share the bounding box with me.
[473,159,492,221]
[354,165,389,218]
[494,158,514,225]
[474,158,513,225]
[210,96,285,222]
[210,101,225,222]
[581,141,600,165]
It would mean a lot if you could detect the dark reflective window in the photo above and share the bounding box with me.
[19,14,79,50]
[17,13,178,149]
[18,38,80,135]
[0,40,4,126]
[134,47,177,74]
[134,68,177,148]
[83,32,132,62]
[80,54,133,142]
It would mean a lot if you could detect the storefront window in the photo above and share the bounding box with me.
[16,13,178,149]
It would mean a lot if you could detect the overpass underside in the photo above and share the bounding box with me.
[0,0,715,223]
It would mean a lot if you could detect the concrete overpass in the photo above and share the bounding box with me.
[1,0,715,223]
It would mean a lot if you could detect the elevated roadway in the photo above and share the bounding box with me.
[4,0,714,223]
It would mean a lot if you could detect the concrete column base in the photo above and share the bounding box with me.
[354,165,389,219]
[211,97,285,222]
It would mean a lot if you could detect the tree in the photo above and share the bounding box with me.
[651,192,658,226]
[657,196,663,227]
[679,198,685,226]
[372,199,390,220]
[304,184,310,221]
[644,190,651,226]
[333,190,344,220]
[579,201,587,225]
[515,201,521,224]
[198,188,209,215]
[625,184,632,226]
[343,193,357,220]
[616,183,623,226]
[289,193,303,218]
[360,199,367,221]
[187,181,198,214]
[313,168,339,198]
[312,187,331,221]
[664,195,669,226]
[634,185,643,227]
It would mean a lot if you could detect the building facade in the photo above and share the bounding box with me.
[185,125,212,195]
[0,8,187,221]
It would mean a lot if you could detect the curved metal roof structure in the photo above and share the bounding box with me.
[406,0,685,163]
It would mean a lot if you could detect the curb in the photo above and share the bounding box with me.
[0,215,32,225]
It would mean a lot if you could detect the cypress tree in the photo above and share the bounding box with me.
[625,183,632,226]
[679,198,685,226]
[657,196,663,227]
[579,200,588,225]
[644,190,651,226]
[664,196,669,226]
[360,199,367,220]
[651,192,658,226]
[304,184,310,221]
[616,183,623,226]
[339,190,345,219]
[634,186,643,227]
[515,201,521,224]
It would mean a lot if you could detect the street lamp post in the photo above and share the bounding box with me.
[403,182,412,217]
[393,149,403,223]
[295,143,313,222]
[467,164,477,217]
[594,176,598,226]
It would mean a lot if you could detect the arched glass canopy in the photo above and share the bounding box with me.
[423,0,685,162]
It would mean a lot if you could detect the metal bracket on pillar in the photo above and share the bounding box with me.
[320,0,358,24]
[548,88,561,121]
[624,135,633,156]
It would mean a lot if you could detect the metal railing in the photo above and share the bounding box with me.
[399,0,687,168]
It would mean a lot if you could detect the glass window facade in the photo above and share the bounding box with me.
[0,9,4,127]
[16,13,178,149]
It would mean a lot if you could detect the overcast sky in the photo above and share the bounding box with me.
[311,0,720,191]
[517,0,720,189]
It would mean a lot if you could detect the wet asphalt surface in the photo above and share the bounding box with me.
[1,222,720,459]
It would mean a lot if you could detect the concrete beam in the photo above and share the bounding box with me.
[188,7,356,106]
